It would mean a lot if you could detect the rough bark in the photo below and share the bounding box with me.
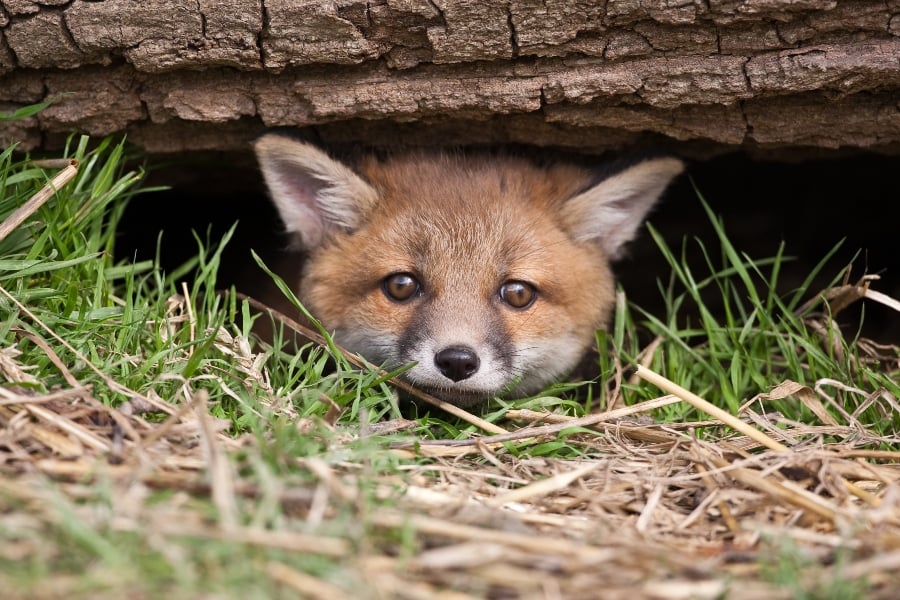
[0,0,898,156]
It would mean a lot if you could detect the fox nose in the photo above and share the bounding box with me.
[434,346,480,382]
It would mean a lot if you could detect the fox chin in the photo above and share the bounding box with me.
[254,135,683,407]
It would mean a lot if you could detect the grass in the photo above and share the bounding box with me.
[1,131,899,599]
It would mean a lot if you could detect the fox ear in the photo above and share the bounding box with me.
[560,157,684,260]
[254,134,379,249]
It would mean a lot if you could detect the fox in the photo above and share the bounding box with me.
[253,134,683,407]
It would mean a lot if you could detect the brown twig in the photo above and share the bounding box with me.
[634,365,790,452]
[396,393,682,448]
[0,160,79,243]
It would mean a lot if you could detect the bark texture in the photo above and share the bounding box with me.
[1,0,898,156]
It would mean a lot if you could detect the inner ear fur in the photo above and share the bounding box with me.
[560,157,684,260]
[254,135,379,249]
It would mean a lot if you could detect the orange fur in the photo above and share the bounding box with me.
[255,137,683,406]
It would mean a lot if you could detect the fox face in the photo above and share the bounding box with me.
[255,135,683,406]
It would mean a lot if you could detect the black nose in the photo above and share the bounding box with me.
[434,346,480,382]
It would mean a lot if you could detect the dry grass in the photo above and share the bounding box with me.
[2,138,899,598]
[2,317,900,598]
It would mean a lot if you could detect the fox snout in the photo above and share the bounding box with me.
[395,311,521,405]
[434,346,481,382]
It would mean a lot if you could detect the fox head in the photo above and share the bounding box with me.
[255,135,683,406]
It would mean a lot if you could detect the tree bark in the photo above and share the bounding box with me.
[1,0,898,156]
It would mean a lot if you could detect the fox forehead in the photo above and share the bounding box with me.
[356,152,594,214]
[321,156,599,294]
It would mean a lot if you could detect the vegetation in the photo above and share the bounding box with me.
[1,132,898,598]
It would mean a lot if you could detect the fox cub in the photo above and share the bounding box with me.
[254,135,683,407]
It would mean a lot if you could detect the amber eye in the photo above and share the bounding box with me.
[499,280,537,309]
[382,272,421,303]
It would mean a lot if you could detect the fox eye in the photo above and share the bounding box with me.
[382,272,420,303]
[499,280,537,309]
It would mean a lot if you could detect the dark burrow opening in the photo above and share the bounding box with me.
[116,148,900,345]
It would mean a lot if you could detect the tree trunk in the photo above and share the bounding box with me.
[1,0,898,157]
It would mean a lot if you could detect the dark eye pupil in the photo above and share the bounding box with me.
[383,273,420,302]
[499,281,536,309]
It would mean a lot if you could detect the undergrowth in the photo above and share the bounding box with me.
[1,132,898,598]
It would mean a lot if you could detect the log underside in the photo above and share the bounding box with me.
[1,0,899,158]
